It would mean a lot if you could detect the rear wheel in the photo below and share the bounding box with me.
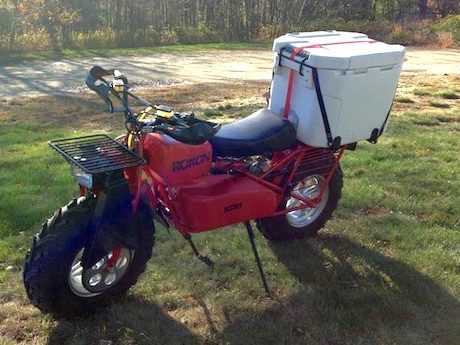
[256,166,343,241]
[23,196,155,317]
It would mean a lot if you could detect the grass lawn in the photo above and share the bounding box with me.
[0,42,271,66]
[0,74,459,345]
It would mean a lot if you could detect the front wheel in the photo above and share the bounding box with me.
[256,166,343,241]
[23,196,155,317]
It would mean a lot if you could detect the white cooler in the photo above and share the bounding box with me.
[268,31,405,148]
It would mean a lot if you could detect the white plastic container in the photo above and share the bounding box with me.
[268,31,405,148]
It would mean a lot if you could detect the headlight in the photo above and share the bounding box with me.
[70,165,93,189]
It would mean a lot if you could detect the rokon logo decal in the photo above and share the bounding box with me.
[172,153,211,171]
[224,202,242,213]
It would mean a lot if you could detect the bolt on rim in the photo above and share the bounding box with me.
[68,247,133,297]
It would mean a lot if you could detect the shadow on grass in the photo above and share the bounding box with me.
[221,234,460,344]
[46,296,203,345]
[42,233,460,344]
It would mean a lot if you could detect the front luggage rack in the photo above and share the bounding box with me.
[49,134,145,174]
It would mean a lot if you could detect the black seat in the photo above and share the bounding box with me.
[210,109,297,157]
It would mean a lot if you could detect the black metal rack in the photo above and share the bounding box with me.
[49,134,145,174]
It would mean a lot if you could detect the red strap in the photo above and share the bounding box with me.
[282,39,377,119]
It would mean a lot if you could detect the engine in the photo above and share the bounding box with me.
[244,155,271,176]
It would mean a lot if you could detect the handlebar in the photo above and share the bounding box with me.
[85,65,146,127]
[86,65,151,109]
[85,65,221,145]
[89,66,115,79]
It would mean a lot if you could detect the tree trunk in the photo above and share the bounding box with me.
[419,0,428,17]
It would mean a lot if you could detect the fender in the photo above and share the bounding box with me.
[80,170,153,271]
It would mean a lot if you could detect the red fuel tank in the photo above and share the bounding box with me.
[143,133,212,185]
[173,175,280,232]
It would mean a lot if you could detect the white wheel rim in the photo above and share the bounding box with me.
[286,175,329,228]
[68,248,133,298]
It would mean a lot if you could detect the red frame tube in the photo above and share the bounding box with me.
[128,133,346,235]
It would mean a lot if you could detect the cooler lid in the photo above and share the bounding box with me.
[274,31,405,69]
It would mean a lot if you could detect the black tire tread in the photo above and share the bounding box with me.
[23,196,155,317]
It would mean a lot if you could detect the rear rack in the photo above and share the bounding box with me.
[291,147,336,182]
[49,134,145,174]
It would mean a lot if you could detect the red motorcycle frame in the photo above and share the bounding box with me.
[126,139,345,235]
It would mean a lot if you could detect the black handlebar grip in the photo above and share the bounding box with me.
[89,65,115,79]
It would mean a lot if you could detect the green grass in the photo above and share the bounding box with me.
[203,108,223,117]
[429,99,451,108]
[0,81,460,344]
[438,90,460,100]
[217,104,233,111]
[413,89,431,96]
[395,96,416,104]
[0,41,271,66]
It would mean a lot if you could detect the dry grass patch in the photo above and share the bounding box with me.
[0,302,49,344]
[0,81,268,131]
[1,74,456,131]
[394,74,460,113]
[0,275,53,345]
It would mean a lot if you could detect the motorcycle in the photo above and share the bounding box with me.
[23,65,348,317]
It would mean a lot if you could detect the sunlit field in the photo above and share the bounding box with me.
[0,73,459,344]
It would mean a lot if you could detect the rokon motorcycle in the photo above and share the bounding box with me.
[22,66,343,317]
[23,32,403,316]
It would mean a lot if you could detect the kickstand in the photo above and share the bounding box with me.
[245,222,271,297]
[184,234,214,267]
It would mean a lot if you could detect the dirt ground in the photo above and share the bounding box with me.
[0,48,458,99]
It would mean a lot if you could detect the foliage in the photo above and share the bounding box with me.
[436,15,460,41]
[0,1,459,54]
